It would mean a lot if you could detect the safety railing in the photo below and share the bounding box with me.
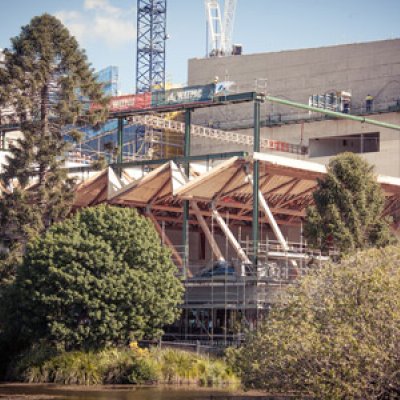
[129,114,307,155]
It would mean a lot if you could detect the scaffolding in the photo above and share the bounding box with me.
[166,235,331,346]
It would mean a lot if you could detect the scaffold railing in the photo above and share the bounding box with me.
[128,114,307,155]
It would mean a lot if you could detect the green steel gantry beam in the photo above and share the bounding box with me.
[265,95,400,131]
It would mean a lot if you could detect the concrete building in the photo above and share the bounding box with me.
[187,39,400,176]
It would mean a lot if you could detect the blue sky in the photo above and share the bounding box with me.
[0,0,399,94]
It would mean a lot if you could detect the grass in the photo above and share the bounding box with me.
[8,344,240,388]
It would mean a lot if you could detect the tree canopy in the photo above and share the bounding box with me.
[231,246,400,399]
[0,205,184,351]
[304,152,393,254]
[0,14,108,277]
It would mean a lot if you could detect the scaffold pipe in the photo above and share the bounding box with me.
[265,95,400,131]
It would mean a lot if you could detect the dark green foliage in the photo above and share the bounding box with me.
[304,152,393,254]
[0,14,108,279]
[1,205,183,350]
[231,246,400,399]
[6,342,59,382]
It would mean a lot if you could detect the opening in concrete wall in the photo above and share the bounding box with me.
[309,132,380,158]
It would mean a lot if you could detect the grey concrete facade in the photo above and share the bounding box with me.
[188,39,400,176]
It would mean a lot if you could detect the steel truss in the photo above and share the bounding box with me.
[136,0,167,93]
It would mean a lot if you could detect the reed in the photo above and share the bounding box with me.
[8,344,239,387]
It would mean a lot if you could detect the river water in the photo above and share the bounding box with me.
[0,384,275,400]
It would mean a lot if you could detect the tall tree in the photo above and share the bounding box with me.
[304,152,393,254]
[0,14,108,276]
[1,206,183,351]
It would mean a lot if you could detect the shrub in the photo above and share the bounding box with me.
[232,246,400,399]
[1,206,183,351]
[101,349,159,384]
[45,352,101,385]
[8,345,239,387]
[7,342,58,382]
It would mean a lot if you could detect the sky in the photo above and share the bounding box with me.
[0,0,399,94]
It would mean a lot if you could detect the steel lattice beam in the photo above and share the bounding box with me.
[136,0,167,93]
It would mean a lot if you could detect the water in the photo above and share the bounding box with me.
[0,384,271,400]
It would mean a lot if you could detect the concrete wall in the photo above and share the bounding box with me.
[189,39,400,124]
[188,39,400,176]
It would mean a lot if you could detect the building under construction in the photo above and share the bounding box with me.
[1,4,400,343]
[65,33,400,342]
[71,147,400,344]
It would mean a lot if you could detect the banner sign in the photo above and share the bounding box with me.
[152,84,215,107]
[91,84,217,114]
[109,93,151,112]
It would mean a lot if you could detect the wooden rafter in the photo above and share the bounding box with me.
[88,186,108,206]
[218,172,269,198]
[147,204,300,226]
[217,201,305,217]
[383,196,400,217]
[276,186,316,209]
[212,167,244,202]
[148,178,171,204]
[259,174,274,191]
[273,179,301,207]
[266,177,298,195]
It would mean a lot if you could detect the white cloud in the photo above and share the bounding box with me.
[93,16,135,46]
[55,1,135,48]
[84,0,120,16]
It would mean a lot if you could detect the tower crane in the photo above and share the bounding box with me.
[136,0,167,93]
[205,0,237,57]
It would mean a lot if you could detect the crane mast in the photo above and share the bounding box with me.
[205,0,237,57]
[205,0,223,56]
[136,0,167,93]
[222,0,237,55]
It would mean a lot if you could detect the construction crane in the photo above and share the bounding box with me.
[136,0,167,93]
[205,0,237,57]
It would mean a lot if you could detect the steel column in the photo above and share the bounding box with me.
[252,99,261,265]
[117,117,124,176]
[117,117,123,163]
[182,109,192,279]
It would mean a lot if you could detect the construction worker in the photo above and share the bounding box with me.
[365,94,374,113]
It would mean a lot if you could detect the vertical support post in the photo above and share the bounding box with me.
[117,117,124,176]
[360,133,364,154]
[0,131,4,150]
[182,108,192,279]
[252,99,261,265]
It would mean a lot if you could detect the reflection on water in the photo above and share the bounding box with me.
[0,384,269,400]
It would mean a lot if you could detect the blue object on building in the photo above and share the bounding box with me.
[96,66,119,96]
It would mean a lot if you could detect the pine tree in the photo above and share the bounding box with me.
[304,152,393,254]
[0,14,108,277]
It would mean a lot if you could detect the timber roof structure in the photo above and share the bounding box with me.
[72,153,400,227]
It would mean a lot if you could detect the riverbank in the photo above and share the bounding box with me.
[0,383,300,400]
[6,345,239,388]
